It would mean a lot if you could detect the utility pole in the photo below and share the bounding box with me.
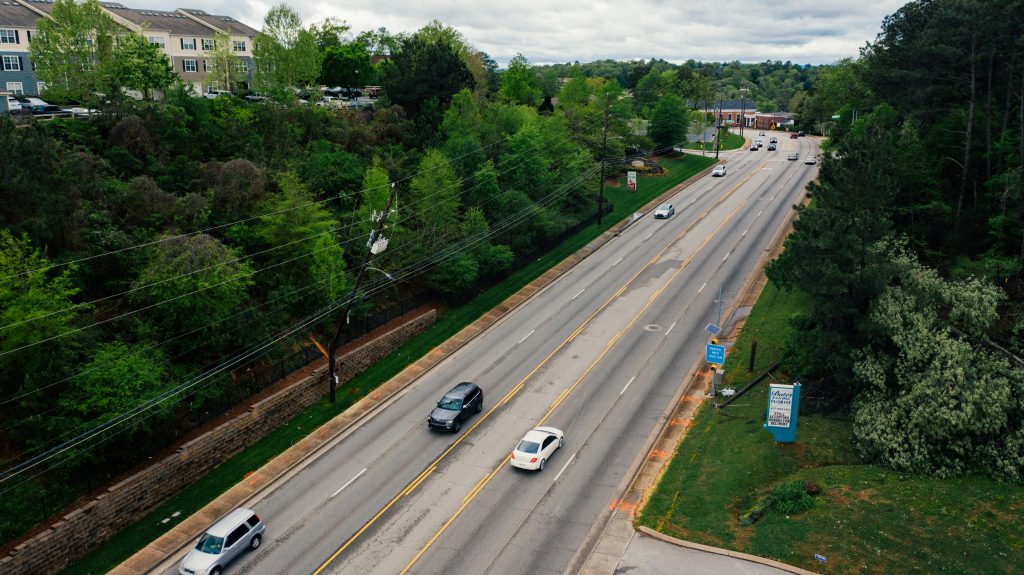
[598,92,609,225]
[327,183,398,403]
[715,94,723,160]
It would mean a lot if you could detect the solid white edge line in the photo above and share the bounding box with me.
[620,376,636,396]
[331,467,368,498]
[553,452,576,483]
[571,288,586,301]
[518,329,535,344]
[665,321,677,335]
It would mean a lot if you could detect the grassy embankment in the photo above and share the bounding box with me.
[63,152,718,574]
[680,130,746,152]
[638,281,1024,575]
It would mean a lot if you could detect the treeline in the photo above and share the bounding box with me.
[768,0,1024,480]
[535,58,823,115]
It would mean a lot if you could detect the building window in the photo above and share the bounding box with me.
[26,30,31,43]
[181,37,195,50]
[2,55,21,71]
[232,40,245,52]
[37,81,45,94]
[183,59,197,73]
[202,38,215,50]
[234,59,248,73]
[202,59,211,72]
[6,81,23,95]
[0,29,18,44]
[149,36,164,48]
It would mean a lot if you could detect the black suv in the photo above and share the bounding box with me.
[427,382,483,433]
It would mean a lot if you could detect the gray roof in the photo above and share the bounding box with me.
[0,1,39,28]
[101,3,212,35]
[178,8,257,37]
[715,99,756,112]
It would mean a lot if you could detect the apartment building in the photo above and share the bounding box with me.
[0,0,258,97]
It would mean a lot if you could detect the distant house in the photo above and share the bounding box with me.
[754,112,794,129]
[0,0,258,97]
[711,98,757,128]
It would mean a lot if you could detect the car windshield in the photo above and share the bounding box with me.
[196,533,224,555]
[658,204,671,210]
[437,397,463,410]
[517,439,540,453]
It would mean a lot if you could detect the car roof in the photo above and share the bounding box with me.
[657,203,672,209]
[445,381,477,398]
[521,427,560,443]
[205,508,256,537]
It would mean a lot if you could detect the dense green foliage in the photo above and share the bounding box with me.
[768,0,1024,480]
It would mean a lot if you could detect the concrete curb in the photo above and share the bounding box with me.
[114,163,717,575]
[636,527,820,575]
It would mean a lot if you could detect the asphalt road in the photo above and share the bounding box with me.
[162,131,819,575]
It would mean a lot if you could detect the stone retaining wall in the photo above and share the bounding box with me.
[0,309,436,575]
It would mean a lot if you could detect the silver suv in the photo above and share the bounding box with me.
[179,508,265,575]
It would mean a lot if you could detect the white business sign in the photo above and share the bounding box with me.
[627,171,637,191]
[766,384,794,428]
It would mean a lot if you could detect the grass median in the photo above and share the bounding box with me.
[638,280,1024,575]
[63,152,717,575]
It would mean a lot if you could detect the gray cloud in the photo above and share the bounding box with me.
[130,0,905,65]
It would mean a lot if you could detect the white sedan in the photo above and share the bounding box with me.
[510,427,564,471]
[653,203,675,219]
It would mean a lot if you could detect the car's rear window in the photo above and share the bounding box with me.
[196,533,224,554]
[517,440,540,453]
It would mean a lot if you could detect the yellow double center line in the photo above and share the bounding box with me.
[313,164,766,575]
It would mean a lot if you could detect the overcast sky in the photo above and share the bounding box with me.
[149,0,907,66]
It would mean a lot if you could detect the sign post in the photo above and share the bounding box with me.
[764,382,801,442]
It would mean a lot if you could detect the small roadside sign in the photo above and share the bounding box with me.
[704,323,720,336]
[705,344,725,364]
[815,553,827,563]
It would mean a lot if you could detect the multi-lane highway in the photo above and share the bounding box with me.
[161,131,820,575]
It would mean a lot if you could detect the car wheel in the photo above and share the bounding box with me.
[558,436,564,448]
[211,568,222,575]
[539,458,546,471]
[476,399,483,413]
[250,534,262,550]
[452,420,461,433]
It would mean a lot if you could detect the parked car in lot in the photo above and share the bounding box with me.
[179,508,264,575]
[653,203,675,219]
[787,152,799,161]
[804,156,817,165]
[712,165,727,177]
[510,427,564,471]
[427,382,483,433]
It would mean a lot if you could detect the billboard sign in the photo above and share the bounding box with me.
[764,382,801,443]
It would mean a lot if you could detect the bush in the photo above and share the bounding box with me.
[738,479,819,526]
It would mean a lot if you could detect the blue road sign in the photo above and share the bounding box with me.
[704,323,720,336]
[705,344,725,364]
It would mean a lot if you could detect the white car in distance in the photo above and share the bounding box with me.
[712,165,726,177]
[510,427,564,471]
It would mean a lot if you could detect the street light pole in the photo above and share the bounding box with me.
[715,94,723,160]
[327,183,398,403]
[598,92,609,225]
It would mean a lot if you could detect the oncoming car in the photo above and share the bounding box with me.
[653,204,675,219]
[804,156,817,165]
[711,165,727,177]
[510,427,564,471]
[787,152,799,161]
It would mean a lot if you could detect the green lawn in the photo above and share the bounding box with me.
[63,153,716,575]
[680,130,746,152]
[638,281,1024,574]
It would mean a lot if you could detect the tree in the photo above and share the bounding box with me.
[852,248,1023,479]
[0,229,86,406]
[309,17,350,50]
[408,149,461,250]
[320,41,372,88]
[53,341,168,436]
[355,27,401,56]
[129,233,253,348]
[252,3,321,95]
[30,0,116,103]
[110,32,176,100]
[499,54,541,107]
[206,30,241,91]
[648,93,689,150]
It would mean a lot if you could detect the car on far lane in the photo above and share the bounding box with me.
[712,165,727,177]
[769,136,778,144]
[804,156,817,165]
[759,131,765,136]
[790,133,798,139]
[653,203,675,219]
[767,143,776,151]
[510,427,564,471]
[787,152,799,161]
[749,144,758,151]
